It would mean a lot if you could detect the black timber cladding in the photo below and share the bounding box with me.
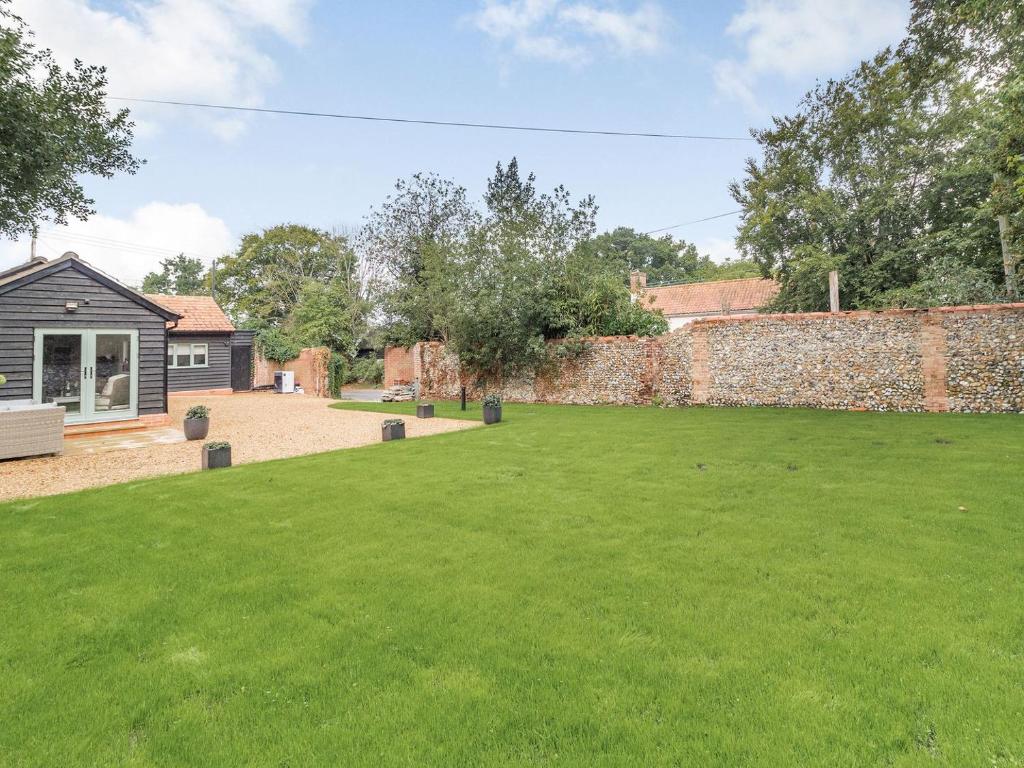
[166,332,233,391]
[0,259,177,414]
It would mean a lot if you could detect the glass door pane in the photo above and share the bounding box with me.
[93,333,133,414]
[41,334,83,415]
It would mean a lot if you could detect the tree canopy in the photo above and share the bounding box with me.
[586,226,759,285]
[365,159,667,378]
[140,254,207,295]
[0,2,140,238]
[730,0,1022,311]
[217,224,368,358]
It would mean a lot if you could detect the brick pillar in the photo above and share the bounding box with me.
[690,324,710,405]
[920,316,949,412]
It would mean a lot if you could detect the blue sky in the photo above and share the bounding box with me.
[2,0,909,283]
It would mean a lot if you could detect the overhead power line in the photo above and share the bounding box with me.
[108,97,756,142]
[39,229,209,259]
[644,209,743,235]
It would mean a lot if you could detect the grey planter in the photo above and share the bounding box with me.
[483,405,502,424]
[416,404,434,419]
[202,445,231,469]
[183,417,209,441]
[382,423,406,441]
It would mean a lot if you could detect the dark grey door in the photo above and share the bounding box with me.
[230,345,252,391]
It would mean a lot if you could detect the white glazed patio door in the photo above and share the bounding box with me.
[33,329,139,424]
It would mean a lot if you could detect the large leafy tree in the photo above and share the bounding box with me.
[0,2,140,238]
[360,173,478,346]
[140,254,206,295]
[217,224,368,356]
[731,1,1022,311]
[452,159,665,377]
[587,227,712,284]
[587,226,760,284]
[367,159,667,378]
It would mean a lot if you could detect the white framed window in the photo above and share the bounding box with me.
[167,343,209,368]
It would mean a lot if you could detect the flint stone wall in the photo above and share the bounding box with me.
[397,303,1024,414]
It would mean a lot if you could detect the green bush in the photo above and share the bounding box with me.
[327,353,349,398]
[255,328,301,364]
[351,357,384,385]
[185,405,210,420]
[482,393,502,408]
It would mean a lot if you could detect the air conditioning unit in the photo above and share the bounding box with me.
[274,370,295,394]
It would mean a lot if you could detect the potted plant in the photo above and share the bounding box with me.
[482,393,502,424]
[382,418,406,441]
[202,441,231,469]
[416,402,434,419]
[183,404,210,440]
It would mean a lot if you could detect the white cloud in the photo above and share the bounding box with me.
[9,0,313,138]
[699,236,741,264]
[472,0,667,65]
[715,0,909,110]
[0,203,234,287]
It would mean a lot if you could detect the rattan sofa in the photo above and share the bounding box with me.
[0,401,65,460]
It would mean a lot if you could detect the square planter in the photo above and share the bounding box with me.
[382,422,406,441]
[416,404,434,419]
[202,444,231,470]
[483,405,502,424]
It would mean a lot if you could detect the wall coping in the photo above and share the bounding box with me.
[685,302,1024,328]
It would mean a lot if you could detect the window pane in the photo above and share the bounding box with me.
[167,345,175,366]
[192,345,207,366]
[176,350,192,367]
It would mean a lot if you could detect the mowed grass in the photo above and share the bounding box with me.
[1,402,1023,766]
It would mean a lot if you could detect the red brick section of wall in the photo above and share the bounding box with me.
[689,325,710,405]
[413,303,1024,414]
[253,347,330,396]
[920,316,950,412]
[384,346,415,386]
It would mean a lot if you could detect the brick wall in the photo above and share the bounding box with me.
[384,346,415,386]
[411,303,1024,414]
[253,346,330,397]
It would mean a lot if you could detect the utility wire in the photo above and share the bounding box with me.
[108,97,755,142]
[644,209,743,234]
[40,229,209,259]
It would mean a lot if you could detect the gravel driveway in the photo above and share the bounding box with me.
[0,394,475,502]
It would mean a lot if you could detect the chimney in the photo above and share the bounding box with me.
[629,270,647,296]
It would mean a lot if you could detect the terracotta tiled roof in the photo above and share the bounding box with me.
[640,277,780,317]
[145,294,235,333]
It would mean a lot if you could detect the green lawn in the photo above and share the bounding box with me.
[2,402,1023,766]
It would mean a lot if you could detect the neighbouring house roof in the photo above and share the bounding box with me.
[0,252,182,320]
[640,277,781,317]
[145,294,235,333]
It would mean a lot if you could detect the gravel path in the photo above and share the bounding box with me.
[0,394,475,502]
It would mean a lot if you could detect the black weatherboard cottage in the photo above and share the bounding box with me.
[142,293,248,394]
[0,253,180,426]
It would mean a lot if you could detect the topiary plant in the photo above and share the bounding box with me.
[185,405,210,420]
